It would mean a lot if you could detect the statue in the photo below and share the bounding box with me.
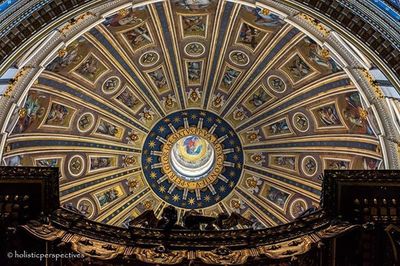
[129,205,179,230]
[183,210,254,230]
[130,206,254,230]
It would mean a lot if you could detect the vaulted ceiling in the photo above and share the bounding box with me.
[1,0,389,228]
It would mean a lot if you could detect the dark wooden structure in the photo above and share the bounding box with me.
[0,167,400,265]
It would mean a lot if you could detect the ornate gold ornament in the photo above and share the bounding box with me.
[59,12,95,37]
[299,14,330,37]
[362,69,385,99]
[2,67,31,98]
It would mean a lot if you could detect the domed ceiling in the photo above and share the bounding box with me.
[1,0,387,228]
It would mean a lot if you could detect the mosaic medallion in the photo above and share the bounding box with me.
[139,51,160,67]
[267,75,286,93]
[102,76,121,94]
[68,155,85,177]
[229,50,250,66]
[184,42,206,57]
[142,110,243,209]
[77,198,95,219]
[302,156,318,177]
[77,112,95,133]
[292,112,310,132]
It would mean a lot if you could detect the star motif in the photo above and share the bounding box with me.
[219,185,226,192]
[236,163,242,169]
[146,157,153,163]
[235,146,241,152]
[159,185,166,193]
[143,149,149,155]
[164,195,170,200]
[174,116,181,123]
[200,111,206,116]
[216,118,222,123]
[173,194,180,202]
[148,140,156,148]
[229,130,234,136]
[220,126,226,132]
[188,197,195,205]
[207,117,213,122]
[159,126,165,133]
[204,195,211,202]
[197,202,203,207]
[164,118,171,123]
[229,181,235,188]
[229,140,235,145]
[190,114,197,120]
[233,154,239,161]
[150,171,157,179]
[229,170,235,177]
[215,195,221,201]
[150,132,156,137]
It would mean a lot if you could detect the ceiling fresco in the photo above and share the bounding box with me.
[1,0,385,228]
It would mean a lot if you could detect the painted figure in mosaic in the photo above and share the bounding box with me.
[269,120,290,135]
[174,0,212,10]
[183,16,206,34]
[96,120,120,137]
[363,158,380,170]
[250,7,284,27]
[91,157,112,170]
[343,93,373,134]
[250,89,269,107]
[117,89,140,109]
[326,160,349,170]
[98,188,120,207]
[187,62,202,82]
[37,159,58,167]
[15,93,45,133]
[305,37,340,72]
[46,39,84,72]
[148,68,167,89]
[267,187,289,208]
[45,103,69,125]
[6,156,22,166]
[317,105,340,126]
[125,26,152,49]
[239,23,259,49]
[274,156,296,170]
[287,55,311,80]
[77,57,97,76]
[222,68,240,87]
[104,8,143,27]
[76,56,105,82]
